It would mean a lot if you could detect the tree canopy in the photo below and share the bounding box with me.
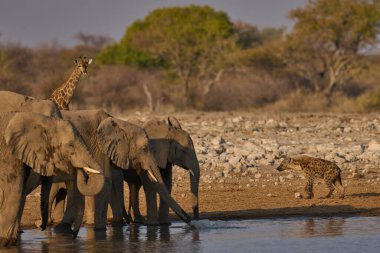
[98,5,238,107]
[285,0,380,97]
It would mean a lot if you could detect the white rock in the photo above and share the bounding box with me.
[286,174,294,180]
[228,157,241,165]
[266,119,278,128]
[247,167,258,174]
[232,116,243,123]
[211,136,225,146]
[216,121,224,127]
[279,121,288,128]
[295,192,302,199]
[254,173,262,179]
[368,140,380,152]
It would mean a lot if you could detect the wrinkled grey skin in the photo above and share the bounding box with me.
[0,91,104,239]
[124,117,200,225]
[33,111,192,231]
[0,111,102,247]
[25,110,121,235]
[0,91,62,118]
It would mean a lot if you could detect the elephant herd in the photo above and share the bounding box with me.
[0,91,200,247]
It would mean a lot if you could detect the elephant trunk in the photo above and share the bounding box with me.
[76,169,105,196]
[189,161,200,220]
[40,176,53,230]
[147,164,192,224]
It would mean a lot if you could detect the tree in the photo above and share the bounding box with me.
[285,0,380,98]
[74,32,113,49]
[99,5,238,107]
[233,21,285,49]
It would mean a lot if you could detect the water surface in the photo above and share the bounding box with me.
[3,216,380,253]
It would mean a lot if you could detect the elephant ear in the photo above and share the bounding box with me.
[4,112,61,176]
[168,116,182,130]
[144,120,171,169]
[97,117,130,169]
[149,139,170,169]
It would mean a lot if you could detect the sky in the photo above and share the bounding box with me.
[0,0,307,47]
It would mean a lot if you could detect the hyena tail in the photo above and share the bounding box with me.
[334,173,345,198]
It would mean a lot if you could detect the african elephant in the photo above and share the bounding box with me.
[0,111,103,247]
[31,110,192,232]
[124,117,200,225]
[0,91,104,238]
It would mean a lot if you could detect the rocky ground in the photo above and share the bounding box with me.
[23,112,380,226]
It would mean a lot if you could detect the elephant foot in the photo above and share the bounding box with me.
[130,216,145,225]
[159,222,172,226]
[158,216,171,225]
[72,229,79,240]
[145,221,160,226]
[0,237,17,247]
[53,222,73,235]
[34,219,52,229]
[93,226,107,231]
[111,220,126,227]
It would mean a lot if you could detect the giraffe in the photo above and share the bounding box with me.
[48,56,92,110]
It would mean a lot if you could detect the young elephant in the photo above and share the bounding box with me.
[124,117,200,225]
[276,156,345,199]
[0,112,103,247]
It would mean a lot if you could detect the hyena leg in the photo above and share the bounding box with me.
[304,176,314,199]
[333,174,345,199]
[324,179,335,198]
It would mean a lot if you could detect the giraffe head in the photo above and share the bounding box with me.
[74,56,93,76]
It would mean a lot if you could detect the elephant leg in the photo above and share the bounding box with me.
[51,186,67,223]
[0,169,25,246]
[39,176,53,230]
[158,167,172,225]
[33,179,61,228]
[93,177,111,230]
[128,181,145,224]
[54,180,77,234]
[109,169,125,226]
[84,196,94,225]
[71,192,84,238]
[141,173,159,225]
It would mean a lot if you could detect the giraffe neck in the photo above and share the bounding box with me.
[61,67,83,100]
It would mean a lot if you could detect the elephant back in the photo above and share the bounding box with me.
[0,91,62,118]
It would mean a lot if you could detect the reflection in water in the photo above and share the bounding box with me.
[4,217,380,253]
[304,218,345,237]
[10,223,200,253]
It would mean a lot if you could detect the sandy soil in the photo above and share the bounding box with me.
[22,112,380,227]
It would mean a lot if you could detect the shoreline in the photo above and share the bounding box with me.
[21,112,380,228]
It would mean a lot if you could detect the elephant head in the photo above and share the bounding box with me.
[5,112,104,195]
[96,117,191,223]
[143,116,200,220]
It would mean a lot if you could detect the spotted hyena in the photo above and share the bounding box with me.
[276,156,345,199]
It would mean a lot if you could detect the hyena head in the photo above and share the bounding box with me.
[276,157,293,171]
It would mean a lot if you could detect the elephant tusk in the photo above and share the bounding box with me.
[83,167,100,174]
[189,169,195,176]
[147,170,158,183]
